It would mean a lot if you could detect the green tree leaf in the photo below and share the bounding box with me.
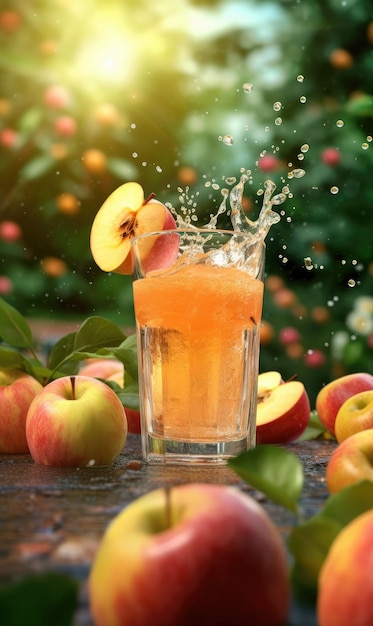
[0,572,78,626]
[228,445,304,513]
[288,480,373,599]
[0,297,34,349]
[73,316,126,352]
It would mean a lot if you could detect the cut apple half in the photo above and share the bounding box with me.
[90,181,177,275]
[257,371,283,397]
[256,379,310,445]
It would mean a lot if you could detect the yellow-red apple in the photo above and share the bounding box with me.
[317,509,373,626]
[79,358,124,380]
[90,181,178,275]
[326,428,373,493]
[79,360,140,434]
[88,483,290,626]
[315,372,373,436]
[0,369,43,454]
[335,390,373,442]
[256,373,310,444]
[26,375,127,466]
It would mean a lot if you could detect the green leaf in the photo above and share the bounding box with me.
[288,516,341,595]
[345,94,373,117]
[73,316,126,352]
[0,347,29,370]
[228,445,304,513]
[48,317,127,375]
[48,332,78,371]
[20,155,55,181]
[288,480,373,598]
[0,297,34,349]
[0,572,78,626]
[297,411,328,441]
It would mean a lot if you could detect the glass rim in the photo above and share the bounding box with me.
[131,228,266,246]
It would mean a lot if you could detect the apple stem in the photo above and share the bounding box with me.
[143,192,156,205]
[286,374,298,382]
[70,376,76,400]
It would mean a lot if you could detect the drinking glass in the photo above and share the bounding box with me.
[131,228,265,465]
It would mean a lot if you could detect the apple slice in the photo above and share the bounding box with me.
[257,371,283,396]
[90,181,177,275]
[256,378,310,444]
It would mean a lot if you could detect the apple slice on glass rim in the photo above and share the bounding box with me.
[90,181,178,275]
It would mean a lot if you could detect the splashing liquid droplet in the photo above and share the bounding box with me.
[273,102,282,111]
[297,75,304,82]
[223,135,235,146]
[242,83,253,93]
[330,186,339,194]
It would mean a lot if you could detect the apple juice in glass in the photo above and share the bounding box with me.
[130,174,286,464]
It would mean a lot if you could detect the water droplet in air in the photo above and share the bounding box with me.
[348,279,356,287]
[273,102,282,111]
[330,186,339,194]
[242,83,253,93]
[301,144,309,153]
[223,135,234,146]
[362,143,369,150]
[288,168,306,179]
[274,117,282,126]
[297,154,304,161]
[336,120,344,128]
[271,193,287,205]
[297,75,304,82]
[367,135,372,142]
[300,96,307,103]
[225,177,236,185]
[304,257,313,270]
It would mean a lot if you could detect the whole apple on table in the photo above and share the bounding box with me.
[89,483,290,626]
[26,375,127,467]
[0,368,42,454]
[79,358,141,434]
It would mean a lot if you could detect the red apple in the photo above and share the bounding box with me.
[79,358,123,380]
[0,369,43,454]
[26,375,127,466]
[88,483,290,626]
[106,370,141,434]
[335,390,373,442]
[317,509,373,626]
[326,428,373,494]
[316,372,373,436]
[90,182,178,275]
[256,371,310,444]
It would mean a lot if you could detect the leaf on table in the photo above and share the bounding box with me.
[0,571,78,626]
[0,296,34,349]
[228,445,304,513]
[297,411,329,441]
[288,480,373,601]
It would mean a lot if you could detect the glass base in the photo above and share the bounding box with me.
[142,433,253,465]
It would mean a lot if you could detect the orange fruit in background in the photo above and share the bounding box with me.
[260,320,275,345]
[312,306,330,324]
[265,275,285,293]
[177,166,198,186]
[273,288,297,309]
[367,22,373,44]
[82,149,107,174]
[56,193,80,215]
[0,10,22,31]
[329,48,354,69]
[41,257,68,277]
[94,103,119,126]
[50,143,68,160]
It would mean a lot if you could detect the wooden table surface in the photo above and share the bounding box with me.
[0,434,337,625]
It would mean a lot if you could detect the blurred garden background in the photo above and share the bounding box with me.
[0,0,372,403]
